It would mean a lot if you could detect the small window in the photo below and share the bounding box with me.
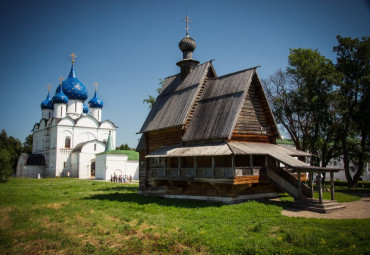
[63,162,67,168]
[65,137,71,148]
[197,157,212,168]
[94,144,97,151]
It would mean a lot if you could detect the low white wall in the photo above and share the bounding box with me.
[127,160,139,180]
[95,154,139,181]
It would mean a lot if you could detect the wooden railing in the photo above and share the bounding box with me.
[235,167,266,177]
[274,167,312,198]
[150,167,234,179]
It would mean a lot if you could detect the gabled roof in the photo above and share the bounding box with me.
[136,134,145,152]
[183,68,256,141]
[72,139,105,153]
[139,61,213,133]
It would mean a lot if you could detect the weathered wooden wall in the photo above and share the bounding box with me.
[231,74,277,143]
[146,127,183,154]
[146,178,280,198]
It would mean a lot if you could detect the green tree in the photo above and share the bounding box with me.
[263,48,341,170]
[143,78,165,109]
[333,36,370,187]
[0,129,22,173]
[22,134,33,154]
[116,143,134,151]
[0,148,12,182]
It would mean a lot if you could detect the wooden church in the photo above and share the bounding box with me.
[136,17,340,204]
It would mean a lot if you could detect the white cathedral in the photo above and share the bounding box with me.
[16,54,138,180]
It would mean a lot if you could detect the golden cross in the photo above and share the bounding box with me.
[59,76,64,84]
[94,81,99,91]
[70,52,77,63]
[184,15,191,36]
[47,83,52,92]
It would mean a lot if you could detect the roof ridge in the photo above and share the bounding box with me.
[210,66,260,80]
[163,60,214,80]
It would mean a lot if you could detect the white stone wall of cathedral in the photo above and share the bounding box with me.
[54,104,66,118]
[32,112,116,178]
[67,100,83,115]
[42,109,53,119]
[90,108,102,122]
[95,154,108,180]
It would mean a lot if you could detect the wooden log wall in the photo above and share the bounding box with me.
[231,74,277,143]
[146,127,183,154]
[146,179,280,198]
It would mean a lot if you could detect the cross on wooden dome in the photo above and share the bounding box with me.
[94,82,99,91]
[47,83,52,92]
[70,52,77,63]
[59,76,64,84]
[184,15,191,37]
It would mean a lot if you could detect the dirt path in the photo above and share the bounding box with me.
[282,197,370,219]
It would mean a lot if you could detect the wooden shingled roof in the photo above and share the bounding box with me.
[139,61,212,133]
[183,67,256,141]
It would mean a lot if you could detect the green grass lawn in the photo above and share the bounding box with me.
[0,178,369,254]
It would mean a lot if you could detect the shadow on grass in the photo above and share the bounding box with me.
[255,197,294,210]
[83,192,224,209]
[96,186,139,193]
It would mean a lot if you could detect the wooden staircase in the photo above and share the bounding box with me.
[267,167,312,199]
[267,167,346,213]
[292,198,346,213]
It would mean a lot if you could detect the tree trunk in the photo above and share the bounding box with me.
[352,128,368,186]
[342,136,353,187]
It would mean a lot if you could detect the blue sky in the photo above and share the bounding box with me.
[0,0,369,148]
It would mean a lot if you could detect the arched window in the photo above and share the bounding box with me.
[65,137,71,148]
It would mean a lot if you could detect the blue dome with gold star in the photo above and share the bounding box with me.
[88,91,103,108]
[62,63,88,101]
[40,92,54,110]
[83,103,89,113]
[52,84,69,104]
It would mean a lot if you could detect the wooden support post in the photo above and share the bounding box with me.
[318,172,323,203]
[264,156,268,168]
[330,171,335,201]
[297,170,301,200]
[212,156,215,172]
[250,155,253,167]
[309,172,314,198]
[231,155,235,177]
[194,156,197,170]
